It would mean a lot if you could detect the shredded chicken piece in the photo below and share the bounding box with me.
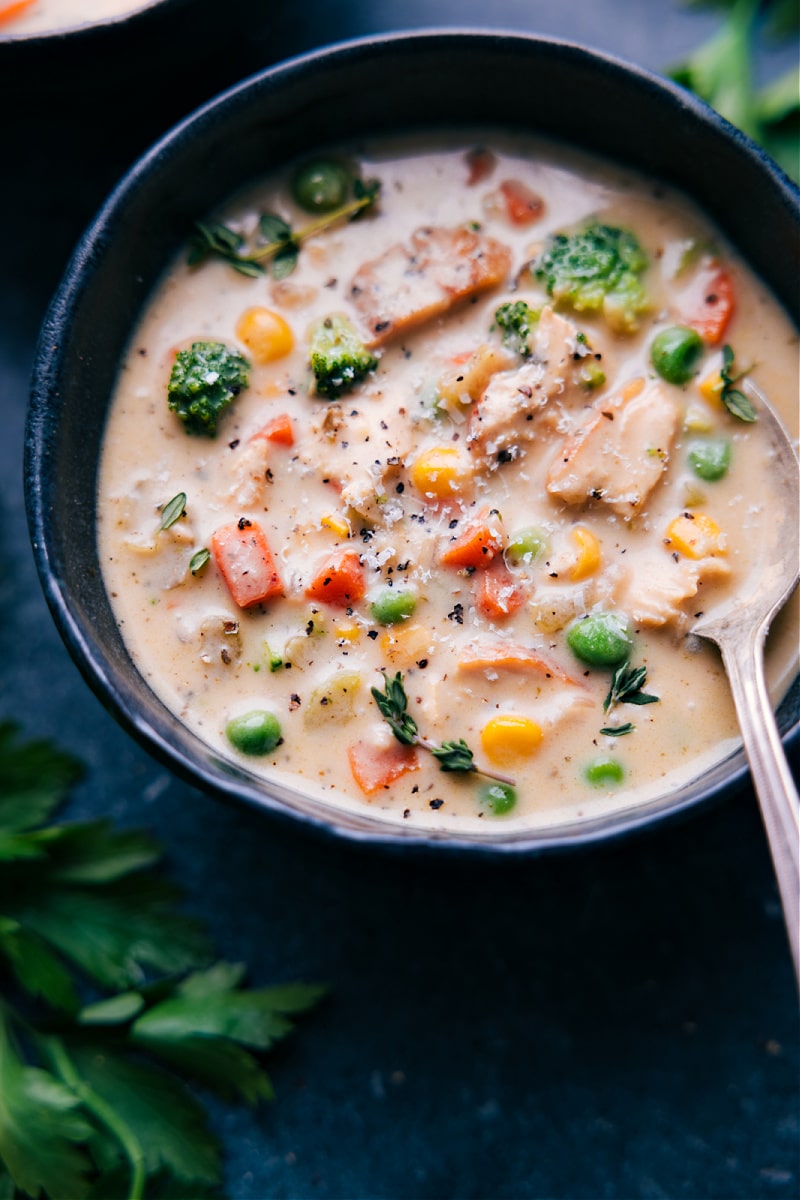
[546,378,679,516]
[467,307,585,457]
[613,548,731,627]
[349,225,512,347]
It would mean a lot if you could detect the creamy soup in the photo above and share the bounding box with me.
[98,134,799,833]
[0,0,157,36]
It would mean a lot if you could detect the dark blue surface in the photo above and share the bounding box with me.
[2,2,798,1197]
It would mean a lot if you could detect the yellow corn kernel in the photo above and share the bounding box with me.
[321,513,351,538]
[335,624,361,643]
[380,623,433,667]
[699,368,725,406]
[681,480,706,509]
[235,307,294,364]
[481,715,543,765]
[665,512,726,559]
[569,525,601,581]
[683,403,715,434]
[409,446,470,499]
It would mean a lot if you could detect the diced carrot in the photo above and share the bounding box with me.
[0,0,37,26]
[347,739,419,795]
[440,508,505,569]
[465,147,496,186]
[251,413,294,446]
[683,264,735,345]
[211,520,284,609]
[474,562,524,620]
[458,641,582,685]
[305,551,366,608]
[499,180,545,226]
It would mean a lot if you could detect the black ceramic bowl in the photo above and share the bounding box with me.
[25,30,800,852]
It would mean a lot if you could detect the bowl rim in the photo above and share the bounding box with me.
[24,27,800,855]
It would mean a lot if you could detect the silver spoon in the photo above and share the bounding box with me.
[690,379,799,984]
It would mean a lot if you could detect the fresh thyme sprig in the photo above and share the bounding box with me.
[188,177,381,279]
[371,671,516,786]
[719,344,757,422]
[600,661,659,736]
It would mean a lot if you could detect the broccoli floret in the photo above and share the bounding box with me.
[533,222,649,334]
[168,341,250,436]
[493,300,540,356]
[309,314,378,398]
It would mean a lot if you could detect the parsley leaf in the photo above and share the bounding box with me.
[0,1013,94,1200]
[0,724,323,1200]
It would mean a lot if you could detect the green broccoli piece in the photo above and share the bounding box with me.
[168,341,250,436]
[309,314,378,398]
[533,222,649,334]
[493,300,540,357]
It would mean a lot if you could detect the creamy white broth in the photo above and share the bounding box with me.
[98,133,799,833]
[0,0,158,36]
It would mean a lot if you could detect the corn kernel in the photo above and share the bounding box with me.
[409,446,470,499]
[236,307,294,364]
[569,525,601,581]
[335,624,361,643]
[380,623,432,667]
[665,512,726,559]
[321,513,351,538]
[681,481,706,509]
[699,368,725,406]
[481,715,543,765]
[683,403,715,434]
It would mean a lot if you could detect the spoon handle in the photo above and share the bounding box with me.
[718,626,800,985]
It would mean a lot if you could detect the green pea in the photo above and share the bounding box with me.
[226,710,282,756]
[370,587,417,625]
[292,160,351,213]
[566,611,632,667]
[479,781,517,816]
[585,757,625,787]
[506,526,549,564]
[688,437,731,482]
[650,325,704,385]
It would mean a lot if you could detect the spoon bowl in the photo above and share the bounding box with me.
[691,380,800,981]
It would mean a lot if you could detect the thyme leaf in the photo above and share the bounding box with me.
[371,672,515,785]
[720,344,757,422]
[158,492,187,531]
[599,722,636,737]
[603,661,659,716]
[189,547,210,575]
[188,177,381,279]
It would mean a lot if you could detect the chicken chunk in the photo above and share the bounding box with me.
[349,225,512,347]
[546,378,678,516]
[613,547,731,627]
[467,307,585,457]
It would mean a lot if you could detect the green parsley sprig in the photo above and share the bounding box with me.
[188,177,381,279]
[0,722,324,1200]
[371,672,516,785]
